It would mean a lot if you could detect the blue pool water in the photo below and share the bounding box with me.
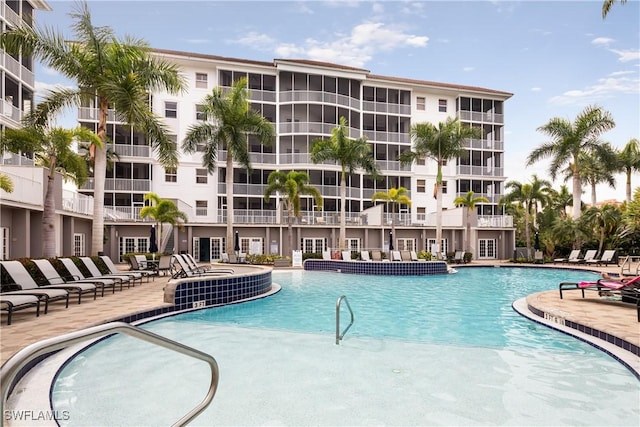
[51,267,639,426]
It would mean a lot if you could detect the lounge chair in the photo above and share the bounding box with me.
[371,250,383,261]
[221,253,230,263]
[341,251,352,261]
[586,250,617,266]
[322,250,332,260]
[410,251,425,262]
[554,249,580,264]
[559,275,640,321]
[79,257,140,286]
[391,251,402,262]
[1,294,40,325]
[155,255,174,276]
[0,260,70,313]
[172,254,234,279]
[59,258,121,292]
[32,259,98,303]
[400,250,412,261]
[569,249,596,264]
[534,250,544,264]
[453,251,465,263]
[100,255,149,281]
[360,251,371,261]
[128,255,157,281]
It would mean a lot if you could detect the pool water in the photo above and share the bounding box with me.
[51,267,640,426]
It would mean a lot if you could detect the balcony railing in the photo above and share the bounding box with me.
[363,130,411,144]
[375,159,412,172]
[362,101,411,115]
[0,99,22,123]
[458,110,504,124]
[456,165,504,177]
[2,3,21,27]
[279,121,360,138]
[110,144,151,158]
[454,192,502,204]
[78,107,118,122]
[62,190,94,215]
[78,178,151,192]
[477,215,513,228]
[279,90,360,109]
[463,138,504,151]
[0,152,34,166]
[0,172,42,206]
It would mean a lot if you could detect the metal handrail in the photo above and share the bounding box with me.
[1,322,219,427]
[336,295,355,345]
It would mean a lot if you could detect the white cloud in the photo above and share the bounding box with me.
[372,3,384,14]
[531,87,542,92]
[292,2,314,14]
[591,37,614,45]
[463,66,474,72]
[609,48,640,62]
[234,32,277,51]
[549,75,640,105]
[184,39,210,45]
[34,81,74,100]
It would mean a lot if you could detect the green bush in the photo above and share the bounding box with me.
[463,252,473,263]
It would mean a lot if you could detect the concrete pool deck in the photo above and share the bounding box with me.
[1,260,639,369]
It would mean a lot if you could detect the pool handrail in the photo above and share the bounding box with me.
[0,321,219,427]
[336,295,355,345]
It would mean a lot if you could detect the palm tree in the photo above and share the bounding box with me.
[617,138,640,203]
[550,216,590,251]
[0,1,186,255]
[371,187,412,240]
[500,176,551,258]
[0,174,13,193]
[182,77,275,256]
[453,191,489,254]
[0,126,96,258]
[548,184,573,218]
[264,170,323,256]
[311,116,379,250]
[602,0,627,18]
[528,105,615,219]
[399,117,481,258]
[582,204,622,254]
[139,193,188,253]
[567,147,617,207]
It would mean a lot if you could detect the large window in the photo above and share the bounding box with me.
[73,233,85,256]
[302,238,326,254]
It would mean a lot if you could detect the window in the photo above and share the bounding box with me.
[438,99,447,113]
[442,181,448,194]
[417,179,425,193]
[346,238,360,253]
[119,237,148,261]
[427,238,448,255]
[196,104,206,121]
[165,167,177,182]
[195,73,208,89]
[302,238,327,254]
[417,207,426,221]
[478,239,497,259]
[397,238,416,251]
[416,97,425,110]
[164,101,177,118]
[196,200,208,216]
[417,158,425,166]
[196,169,208,184]
[73,233,86,256]
[0,227,8,260]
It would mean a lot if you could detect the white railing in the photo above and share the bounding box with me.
[79,178,151,192]
[456,165,505,177]
[0,152,34,166]
[477,215,513,228]
[0,172,42,206]
[279,90,361,109]
[463,138,504,151]
[78,107,118,122]
[62,190,94,215]
[362,101,411,115]
[111,144,151,158]
[458,110,505,124]
[363,130,411,144]
[2,3,21,27]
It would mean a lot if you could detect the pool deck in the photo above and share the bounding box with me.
[1,261,639,369]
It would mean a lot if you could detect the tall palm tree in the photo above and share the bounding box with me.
[264,170,323,256]
[0,126,96,258]
[602,0,627,18]
[311,116,379,250]
[617,138,640,203]
[500,176,551,258]
[549,184,573,218]
[139,193,188,253]
[0,1,186,255]
[0,174,13,193]
[528,105,615,219]
[567,147,617,207]
[371,187,412,241]
[399,117,481,258]
[550,216,590,251]
[183,77,275,256]
[453,191,489,254]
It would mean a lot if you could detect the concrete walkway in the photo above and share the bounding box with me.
[1,261,638,368]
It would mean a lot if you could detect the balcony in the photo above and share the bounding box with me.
[375,159,412,173]
[78,107,118,122]
[1,3,21,27]
[78,178,151,192]
[110,144,151,158]
[455,192,502,204]
[463,138,504,151]
[0,53,34,88]
[0,99,22,123]
[279,90,360,109]
[458,110,504,124]
[363,130,411,144]
[477,215,513,228]
[456,165,505,177]
[0,171,42,206]
[362,100,411,115]
[62,190,94,215]
[279,121,360,138]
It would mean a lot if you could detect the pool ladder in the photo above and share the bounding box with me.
[336,295,355,345]
[0,321,219,427]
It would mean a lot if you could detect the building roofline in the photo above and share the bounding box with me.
[30,0,52,11]
[152,48,511,97]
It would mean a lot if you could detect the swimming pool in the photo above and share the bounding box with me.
[50,267,639,426]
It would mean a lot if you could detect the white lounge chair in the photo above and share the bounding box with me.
[32,259,98,303]
[341,251,352,261]
[569,249,596,264]
[322,250,332,260]
[587,249,617,266]
[0,294,41,325]
[79,257,140,286]
[391,251,402,262]
[0,260,70,313]
[361,251,371,261]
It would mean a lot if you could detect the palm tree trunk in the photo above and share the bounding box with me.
[525,210,532,259]
[572,174,582,219]
[287,202,294,256]
[435,182,443,258]
[339,169,346,250]
[91,98,109,255]
[226,154,234,255]
[626,169,632,203]
[591,184,597,207]
[466,209,471,253]
[42,165,57,258]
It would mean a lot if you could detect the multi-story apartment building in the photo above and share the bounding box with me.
[74,49,515,262]
[0,1,95,260]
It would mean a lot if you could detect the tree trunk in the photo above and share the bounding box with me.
[524,210,532,259]
[435,181,443,258]
[626,169,632,203]
[287,202,294,256]
[572,174,582,219]
[339,170,346,250]
[591,183,597,207]
[91,98,109,255]
[226,154,234,255]
[465,208,471,253]
[42,164,57,258]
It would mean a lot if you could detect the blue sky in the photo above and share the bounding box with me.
[36,1,639,202]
